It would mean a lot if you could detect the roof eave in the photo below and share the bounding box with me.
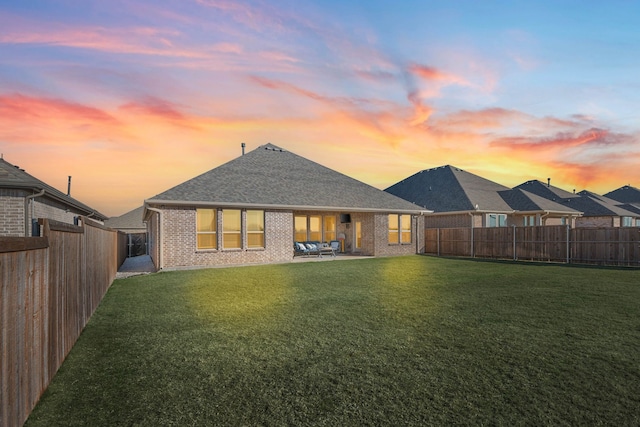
[144,199,430,215]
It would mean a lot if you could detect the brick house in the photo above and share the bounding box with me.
[143,144,428,270]
[516,181,639,227]
[0,157,108,237]
[385,165,580,229]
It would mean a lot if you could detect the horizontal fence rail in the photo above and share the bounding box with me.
[425,226,640,267]
[1,218,125,427]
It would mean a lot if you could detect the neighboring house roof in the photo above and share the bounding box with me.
[0,158,108,220]
[105,206,146,231]
[498,188,580,214]
[146,144,427,213]
[516,180,638,218]
[604,185,640,204]
[515,180,580,201]
[575,190,640,217]
[385,165,512,212]
[385,165,579,215]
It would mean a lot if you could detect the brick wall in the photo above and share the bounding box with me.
[0,189,100,237]
[576,216,617,228]
[372,213,419,257]
[159,206,293,269]
[0,189,25,236]
[33,199,79,229]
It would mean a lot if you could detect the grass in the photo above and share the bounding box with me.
[25,256,640,426]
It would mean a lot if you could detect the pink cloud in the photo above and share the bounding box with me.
[408,63,470,86]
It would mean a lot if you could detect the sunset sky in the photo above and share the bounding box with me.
[2,1,640,217]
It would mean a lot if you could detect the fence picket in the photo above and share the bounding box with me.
[425,225,640,267]
[0,218,125,427]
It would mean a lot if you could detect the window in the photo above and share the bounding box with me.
[388,214,399,244]
[196,209,217,249]
[324,216,336,242]
[400,215,412,243]
[622,217,634,227]
[561,217,567,226]
[355,221,362,249]
[487,214,507,227]
[294,215,307,242]
[223,209,241,249]
[309,215,322,241]
[523,215,535,226]
[247,210,264,248]
[389,214,412,244]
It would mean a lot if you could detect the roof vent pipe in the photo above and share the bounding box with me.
[547,177,551,187]
[67,176,72,196]
[241,143,246,155]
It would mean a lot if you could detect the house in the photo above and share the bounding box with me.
[0,157,108,237]
[604,186,640,225]
[143,144,429,270]
[105,206,148,257]
[515,180,639,227]
[384,165,580,229]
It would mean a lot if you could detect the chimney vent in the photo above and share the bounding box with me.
[547,178,551,187]
[241,143,246,155]
[67,176,72,196]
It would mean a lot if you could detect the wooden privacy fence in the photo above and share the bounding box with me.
[425,225,640,267]
[1,217,123,427]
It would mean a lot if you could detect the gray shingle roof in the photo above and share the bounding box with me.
[604,185,640,203]
[0,158,108,220]
[385,165,511,211]
[515,180,579,201]
[146,144,425,213]
[498,189,579,213]
[385,165,577,214]
[515,180,638,218]
[105,206,146,231]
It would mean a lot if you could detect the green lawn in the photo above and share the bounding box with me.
[26,256,640,426]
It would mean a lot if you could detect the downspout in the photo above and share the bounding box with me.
[540,211,551,226]
[146,206,163,270]
[468,212,474,257]
[25,189,45,236]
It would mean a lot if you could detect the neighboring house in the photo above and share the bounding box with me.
[604,185,640,225]
[385,165,580,229]
[516,180,639,227]
[105,206,148,257]
[143,144,429,270]
[0,157,108,237]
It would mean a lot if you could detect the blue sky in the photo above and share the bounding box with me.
[1,0,639,216]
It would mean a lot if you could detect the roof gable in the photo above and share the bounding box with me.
[147,144,424,212]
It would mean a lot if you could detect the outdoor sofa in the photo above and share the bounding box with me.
[293,241,338,258]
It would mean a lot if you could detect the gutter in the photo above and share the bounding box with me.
[145,206,163,271]
[144,199,431,215]
[24,189,45,236]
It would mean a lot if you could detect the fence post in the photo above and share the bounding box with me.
[512,225,516,260]
[566,225,570,264]
[470,226,474,258]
